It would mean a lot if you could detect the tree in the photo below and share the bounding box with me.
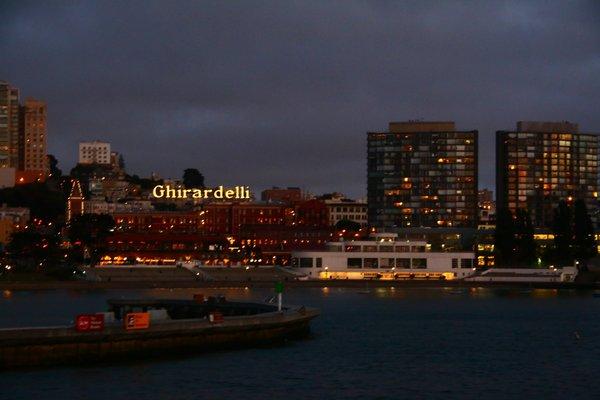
[494,207,515,266]
[6,230,62,271]
[0,182,66,223]
[335,219,361,232]
[70,163,114,189]
[125,174,162,191]
[68,214,115,265]
[573,199,597,264]
[514,208,536,267]
[183,168,205,188]
[552,201,573,266]
[118,154,126,170]
[47,154,62,177]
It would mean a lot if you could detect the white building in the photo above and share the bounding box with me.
[79,141,111,165]
[291,233,476,280]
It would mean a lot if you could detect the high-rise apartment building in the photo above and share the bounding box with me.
[0,81,49,183]
[79,141,111,165]
[496,121,599,228]
[19,98,48,174]
[367,121,478,229]
[0,81,20,168]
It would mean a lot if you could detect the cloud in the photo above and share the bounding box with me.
[1,0,599,197]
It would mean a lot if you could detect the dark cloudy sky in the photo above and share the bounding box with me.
[2,1,599,198]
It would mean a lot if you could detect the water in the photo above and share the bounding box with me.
[1,287,599,400]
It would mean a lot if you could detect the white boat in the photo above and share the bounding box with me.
[290,233,477,281]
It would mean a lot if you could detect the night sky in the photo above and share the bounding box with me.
[2,1,599,198]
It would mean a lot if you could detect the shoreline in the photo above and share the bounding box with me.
[1,279,598,291]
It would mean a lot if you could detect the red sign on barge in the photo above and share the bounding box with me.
[75,314,105,332]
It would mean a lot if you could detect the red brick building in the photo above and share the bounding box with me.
[202,203,294,236]
[239,224,333,266]
[261,187,304,204]
[113,211,202,234]
[101,200,335,265]
[294,199,329,228]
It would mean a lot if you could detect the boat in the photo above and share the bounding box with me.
[0,295,319,369]
[290,232,477,281]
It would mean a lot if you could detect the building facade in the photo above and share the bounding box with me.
[79,141,111,165]
[202,203,292,236]
[496,121,599,227]
[323,197,368,227]
[0,81,48,182]
[113,211,203,234]
[19,98,48,175]
[0,205,30,246]
[367,121,478,229]
[261,187,304,204]
[0,81,20,168]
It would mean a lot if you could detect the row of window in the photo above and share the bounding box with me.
[330,244,427,253]
[291,257,475,269]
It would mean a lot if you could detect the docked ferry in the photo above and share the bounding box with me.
[290,233,477,280]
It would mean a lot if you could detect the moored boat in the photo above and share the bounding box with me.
[0,296,319,369]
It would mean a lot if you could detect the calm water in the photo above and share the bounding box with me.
[1,287,600,400]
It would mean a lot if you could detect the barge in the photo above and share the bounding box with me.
[0,296,319,369]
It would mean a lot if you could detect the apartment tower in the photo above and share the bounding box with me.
[367,121,478,229]
[496,121,599,228]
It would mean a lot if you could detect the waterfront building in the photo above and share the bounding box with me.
[239,225,333,266]
[496,121,599,228]
[291,232,476,280]
[367,121,478,229]
[0,81,20,169]
[113,211,203,234]
[85,199,154,215]
[202,203,291,236]
[79,141,111,165]
[294,199,329,228]
[104,211,222,263]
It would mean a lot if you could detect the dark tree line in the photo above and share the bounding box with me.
[495,199,597,267]
[182,168,205,188]
[551,199,597,267]
[494,208,536,267]
[68,214,116,265]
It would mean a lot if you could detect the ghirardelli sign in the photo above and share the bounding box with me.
[151,185,251,200]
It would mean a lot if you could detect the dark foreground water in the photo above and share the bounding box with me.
[1,287,600,400]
